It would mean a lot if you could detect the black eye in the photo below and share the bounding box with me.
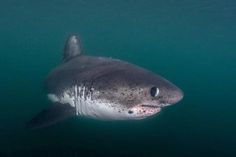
[150,87,159,97]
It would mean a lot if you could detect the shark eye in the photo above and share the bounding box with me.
[150,87,159,97]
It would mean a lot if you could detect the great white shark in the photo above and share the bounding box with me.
[27,35,183,129]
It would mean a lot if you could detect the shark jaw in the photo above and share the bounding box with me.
[127,103,172,119]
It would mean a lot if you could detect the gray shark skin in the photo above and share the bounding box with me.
[26,35,183,129]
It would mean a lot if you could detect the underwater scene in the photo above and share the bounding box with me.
[0,0,236,156]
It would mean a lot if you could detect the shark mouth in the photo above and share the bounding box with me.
[141,103,171,108]
[130,103,172,118]
[131,104,161,117]
[141,105,160,108]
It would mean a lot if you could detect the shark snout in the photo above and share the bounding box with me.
[168,88,184,104]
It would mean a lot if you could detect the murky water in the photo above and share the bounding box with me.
[0,0,236,156]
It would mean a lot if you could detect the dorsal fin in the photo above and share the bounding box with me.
[63,35,83,62]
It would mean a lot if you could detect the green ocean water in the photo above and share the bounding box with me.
[0,0,236,156]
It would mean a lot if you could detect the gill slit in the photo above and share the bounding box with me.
[74,84,94,116]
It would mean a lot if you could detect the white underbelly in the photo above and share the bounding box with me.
[47,86,131,120]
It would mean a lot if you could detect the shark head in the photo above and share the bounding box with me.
[91,64,184,120]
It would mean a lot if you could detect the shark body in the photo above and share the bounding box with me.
[27,35,183,129]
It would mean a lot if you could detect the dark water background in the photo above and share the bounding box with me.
[0,0,236,156]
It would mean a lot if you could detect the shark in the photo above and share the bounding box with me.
[26,35,183,129]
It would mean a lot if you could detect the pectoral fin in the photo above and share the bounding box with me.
[26,103,76,129]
